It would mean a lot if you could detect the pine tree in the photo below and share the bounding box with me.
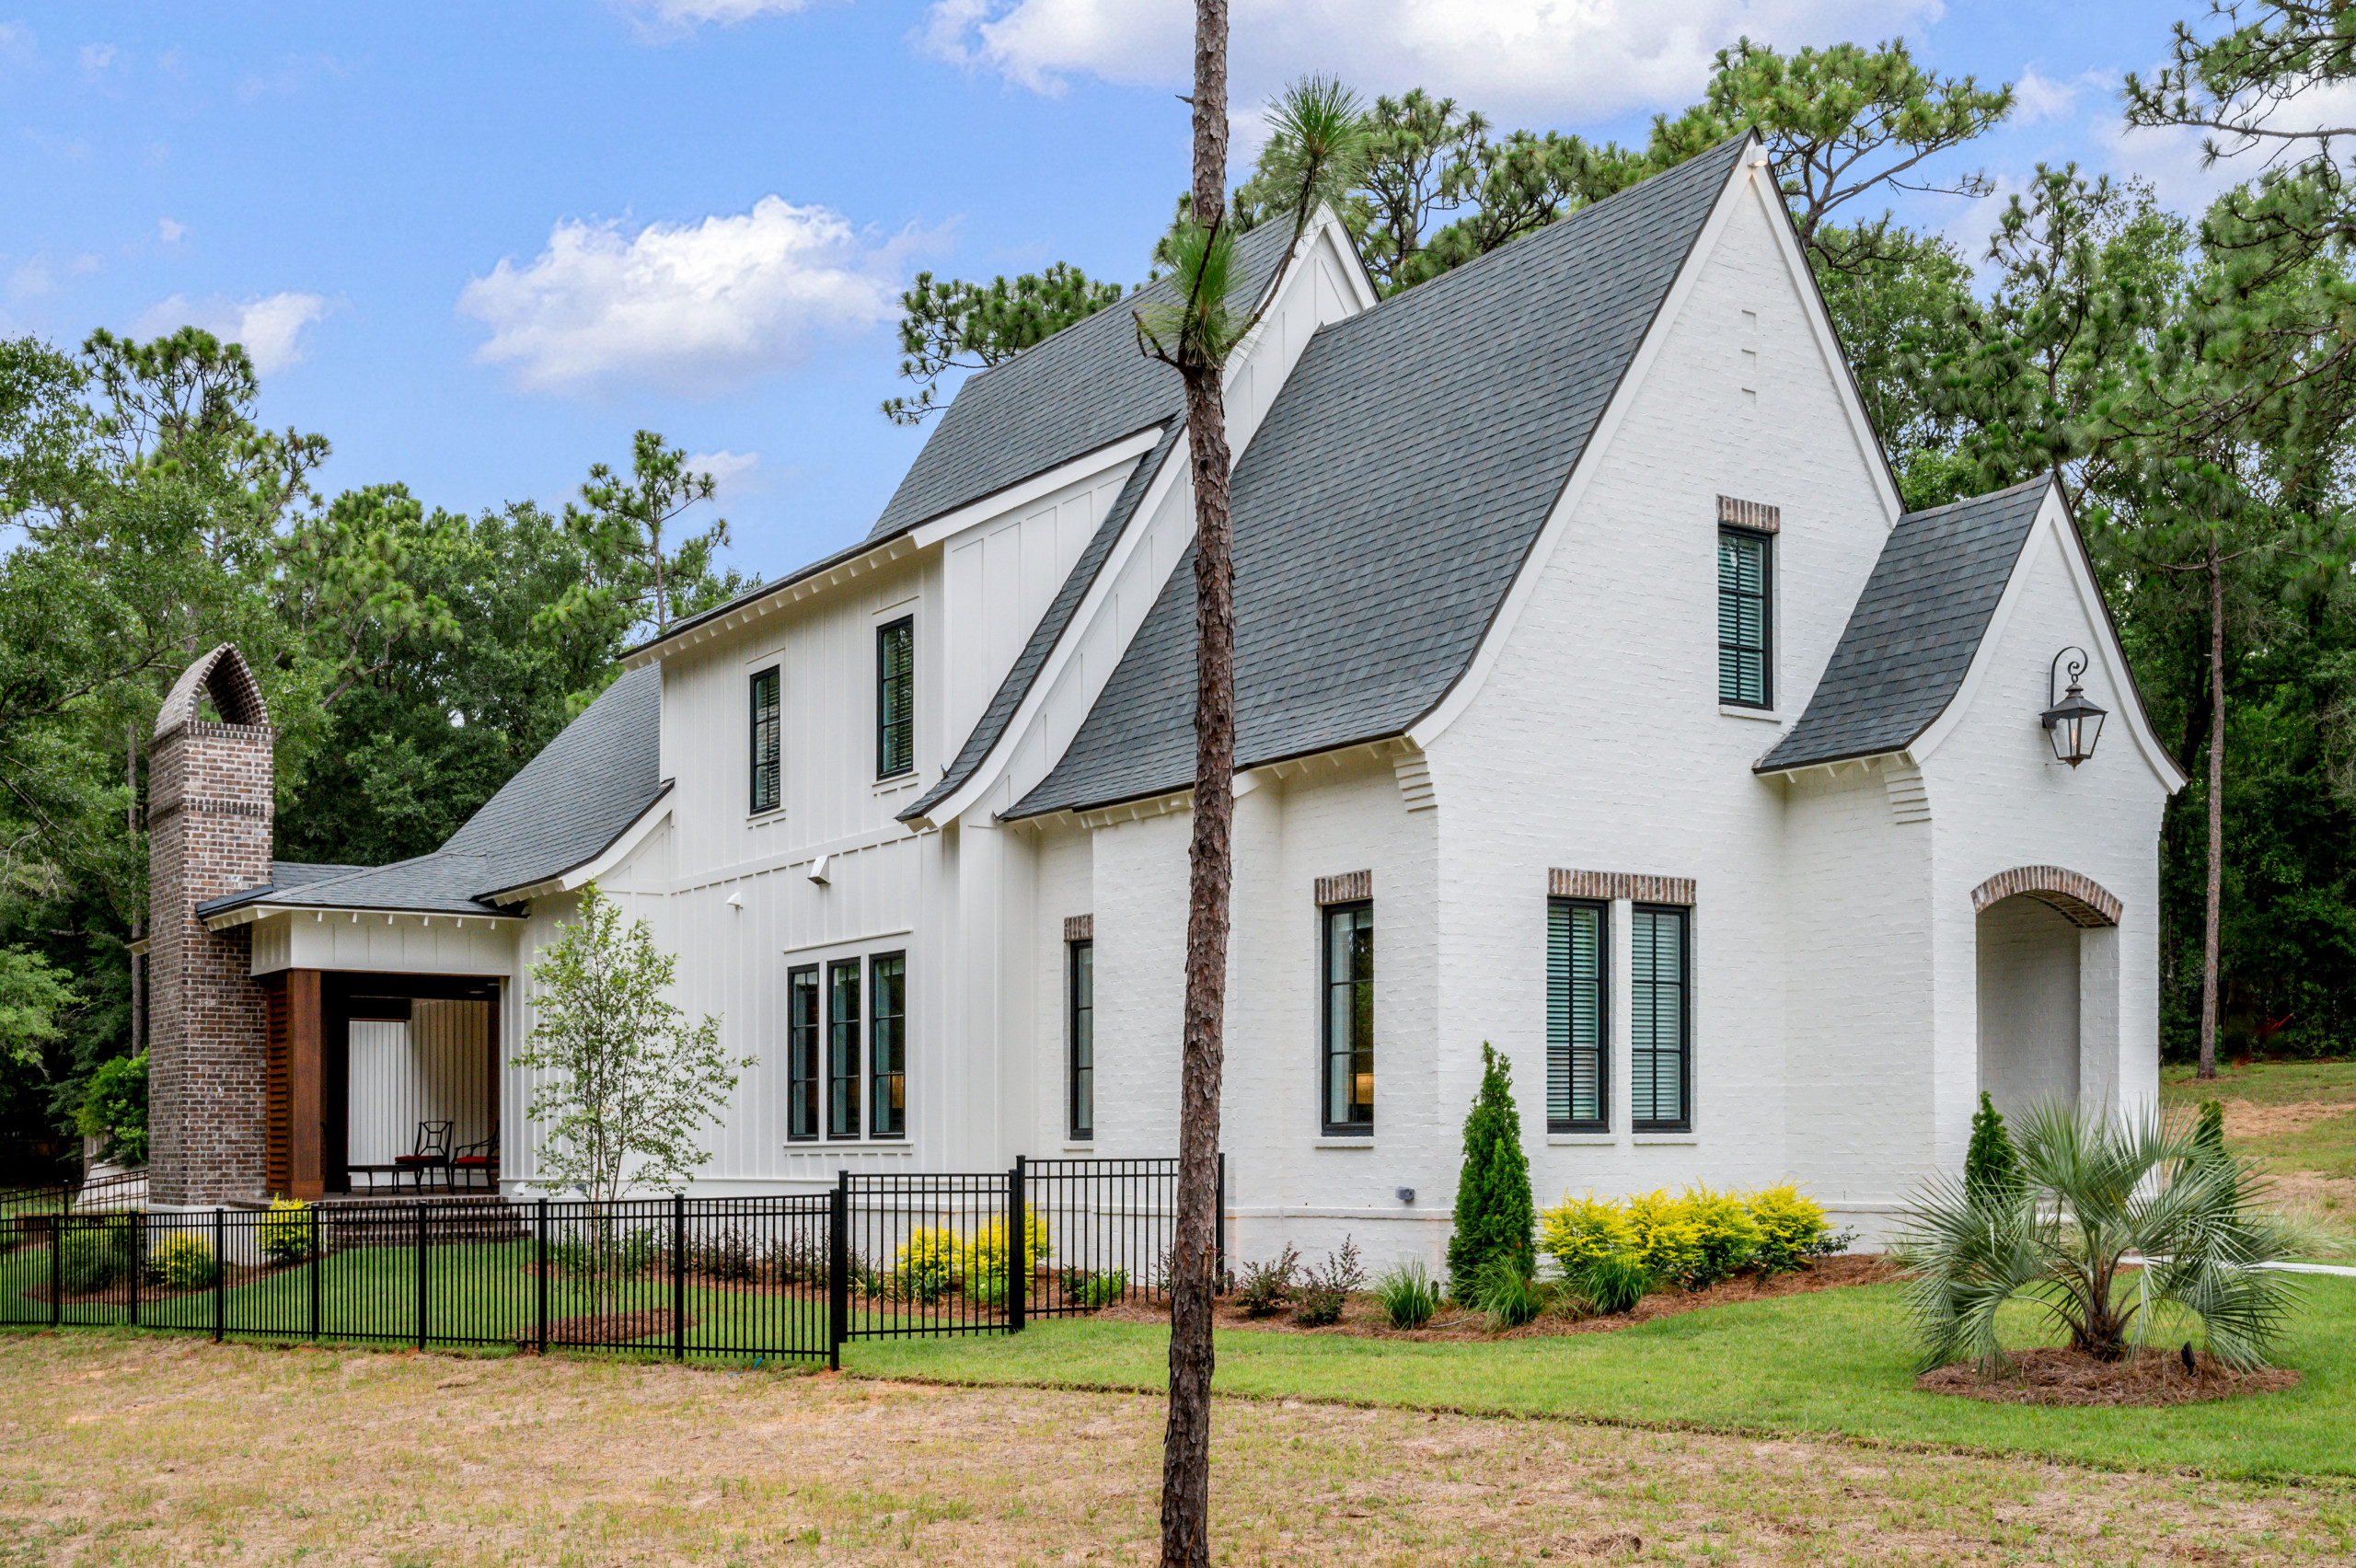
[1446,1043,1534,1298]
[1964,1091,2019,1202]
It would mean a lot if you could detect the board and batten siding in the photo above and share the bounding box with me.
[346,1000,493,1166]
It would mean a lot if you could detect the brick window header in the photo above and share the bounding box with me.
[1315,870,1372,905]
[1716,495,1780,535]
[1549,869,1696,905]
[1063,914,1093,943]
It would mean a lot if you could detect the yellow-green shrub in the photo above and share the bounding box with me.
[1746,1183,1833,1271]
[958,1213,1050,1283]
[1679,1183,1761,1286]
[1537,1191,1635,1273]
[258,1197,315,1264]
[1623,1189,1704,1285]
[154,1233,219,1289]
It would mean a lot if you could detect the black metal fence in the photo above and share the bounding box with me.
[4,1157,1216,1367]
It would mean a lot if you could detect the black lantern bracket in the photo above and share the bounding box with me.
[2040,646,2108,767]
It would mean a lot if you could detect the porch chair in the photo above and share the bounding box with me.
[452,1123,499,1192]
[392,1120,455,1191]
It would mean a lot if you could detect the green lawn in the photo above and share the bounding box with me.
[843,1274,2356,1482]
[2161,1058,2356,1110]
[2161,1059,2356,1255]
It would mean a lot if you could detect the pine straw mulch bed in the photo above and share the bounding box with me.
[539,1309,699,1346]
[1917,1345,2303,1407]
[1090,1252,1899,1341]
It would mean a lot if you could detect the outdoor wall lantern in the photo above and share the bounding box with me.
[2041,647,2107,767]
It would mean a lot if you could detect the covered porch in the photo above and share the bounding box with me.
[260,971,503,1200]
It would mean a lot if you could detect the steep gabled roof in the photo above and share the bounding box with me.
[1756,478,2050,774]
[866,222,1300,544]
[1003,135,1750,821]
[195,664,665,919]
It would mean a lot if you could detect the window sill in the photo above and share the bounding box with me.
[1632,1136,1697,1146]
[746,808,786,827]
[1313,1136,1375,1149]
[1547,1135,1618,1147]
[872,774,921,797]
[1719,706,1782,723]
[1062,1143,1095,1153]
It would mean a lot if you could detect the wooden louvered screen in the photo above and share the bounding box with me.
[263,974,292,1197]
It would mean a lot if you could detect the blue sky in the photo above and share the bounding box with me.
[0,1,2241,582]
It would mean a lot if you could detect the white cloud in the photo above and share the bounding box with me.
[617,0,835,40]
[78,41,114,75]
[156,216,186,243]
[2010,68,2083,128]
[6,259,50,302]
[134,291,332,375]
[457,197,917,397]
[684,448,762,498]
[919,0,1945,121]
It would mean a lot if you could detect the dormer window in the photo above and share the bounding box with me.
[876,617,915,778]
[749,665,781,813]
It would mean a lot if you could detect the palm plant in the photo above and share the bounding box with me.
[1893,1100,2299,1373]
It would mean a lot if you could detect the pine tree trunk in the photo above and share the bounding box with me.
[1161,2,1230,1565]
[2199,539,2223,1081]
[127,722,144,1058]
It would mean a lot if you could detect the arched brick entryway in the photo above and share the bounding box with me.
[1972,867,2120,1124]
[1969,866,2120,929]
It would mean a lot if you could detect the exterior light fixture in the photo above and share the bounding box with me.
[2041,647,2107,767]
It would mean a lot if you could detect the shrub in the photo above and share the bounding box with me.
[1622,1189,1703,1286]
[1293,1236,1366,1327]
[1746,1183,1837,1273]
[1965,1091,2019,1201]
[259,1198,316,1265]
[153,1233,220,1290]
[1538,1190,1636,1274]
[1075,1268,1128,1309]
[60,1216,140,1294]
[2196,1099,2227,1157]
[894,1227,960,1303]
[75,1052,148,1167]
[1372,1261,1438,1329]
[1679,1184,1761,1287]
[765,1232,826,1286]
[1447,1043,1533,1300]
[1234,1245,1299,1318]
[689,1226,758,1282]
[1465,1253,1543,1329]
[1572,1253,1653,1316]
[1896,1101,2300,1371]
[959,1213,1051,1286]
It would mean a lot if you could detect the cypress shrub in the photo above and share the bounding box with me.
[2196,1099,2227,1157]
[1964,1091,2019,1202]
[1447,1043,1533,1299]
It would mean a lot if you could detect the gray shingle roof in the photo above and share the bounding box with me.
[1003,136,1750,822]
[1756,478,2050,774]
[900,421,1181,822]
[865,222,1300,545]
[196,665,666,919]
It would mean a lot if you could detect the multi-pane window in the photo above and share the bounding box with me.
[876,616,915,778]
[869,952,906,1138]
[749,665,781,813]
[786,964,819,1141]
[1717,529,1772,709]
[1547,899,1608,1133]
[1630,905,1691,1132]
[827,959,861,1139]
[1068,939,1094,1141]
[1322,903,1374,1134]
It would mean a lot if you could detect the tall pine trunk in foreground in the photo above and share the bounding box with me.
[2198,539,2223,1080]
[1161,0,1233,1560]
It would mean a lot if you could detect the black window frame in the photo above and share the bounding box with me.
[749,664,781,814]
[1717,526,1773,709]
[868,951,906,1140]
[786,963,820,1142]
[1630,903,1692,1134]
[1319,900,1375,1136]
[1547,897,1610,1135]
[826,957,861,1139]
[1068,938,1094,1141]
[875,615,915,779]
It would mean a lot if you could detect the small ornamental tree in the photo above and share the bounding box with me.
[1964,1091,2019,1202]
[513,882,752,1296]
[1447,1043,1534,1299]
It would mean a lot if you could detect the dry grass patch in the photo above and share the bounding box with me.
[5,1332,2354,1566]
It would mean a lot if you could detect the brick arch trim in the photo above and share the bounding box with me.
[1970,866,2120,928]
[153,643,270,738]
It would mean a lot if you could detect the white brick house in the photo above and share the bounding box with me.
[151,134,2182,1256]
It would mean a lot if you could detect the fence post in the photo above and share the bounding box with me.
[1007,1157,1026,1334]
[535,1198,549,1357]
[49,1213,62,1327]
[129,1214,142,1328]
[1215,1152,1228,1294]
[671,1192,687,1362]
[213,1208,225,1343]
[415,1201,428,1353]
[828,1172,848,1371]
[308,1205,321,1342]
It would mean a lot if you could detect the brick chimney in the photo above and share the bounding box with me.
[146,645,274,1208]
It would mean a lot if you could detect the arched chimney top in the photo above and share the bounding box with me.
[153,643,271,739]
